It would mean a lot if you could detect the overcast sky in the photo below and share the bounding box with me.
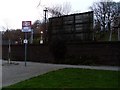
[0,0,119,30]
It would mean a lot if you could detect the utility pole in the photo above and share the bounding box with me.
[44,8,48,43]
[44,8,48,27]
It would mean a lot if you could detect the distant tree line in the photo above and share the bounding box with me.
[90,0,120,41]
[2,2,72,45]
[1,0,120,45]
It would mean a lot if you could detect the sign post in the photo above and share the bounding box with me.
[22,21,31,67]
[25,33,27,66]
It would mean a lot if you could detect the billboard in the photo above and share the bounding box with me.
[22,21,32,32]
[48,11,93,42]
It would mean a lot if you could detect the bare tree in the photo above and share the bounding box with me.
[47,2,71,17]
[37,1,72,17]
[90,0,119,41]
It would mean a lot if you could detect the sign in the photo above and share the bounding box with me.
[24,39,28,44]
[22,21,32,67]
[22,21,32,32]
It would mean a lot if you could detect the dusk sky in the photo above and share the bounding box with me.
[0,0,119,30]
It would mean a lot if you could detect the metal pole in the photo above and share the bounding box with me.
[118,28,120,41]
[8,39,11,64]
[44,9,47,29]
[44,9,48,42]
[25,33,27,67]
[30,29,33,44]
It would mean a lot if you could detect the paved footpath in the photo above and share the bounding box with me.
[2,60,120,87]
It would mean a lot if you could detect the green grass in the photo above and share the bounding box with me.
[3,68,120,89]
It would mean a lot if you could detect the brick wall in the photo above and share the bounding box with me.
[2,41,120,66]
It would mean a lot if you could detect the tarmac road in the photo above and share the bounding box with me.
[2,60,120,87]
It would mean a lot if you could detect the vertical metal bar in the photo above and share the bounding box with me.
[118,28,120,41]
[25,33,27,67]
[8,39,11,64]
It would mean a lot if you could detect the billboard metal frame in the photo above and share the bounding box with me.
[48,11,94,43]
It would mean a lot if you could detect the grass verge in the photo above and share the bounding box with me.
[2,68,120,89]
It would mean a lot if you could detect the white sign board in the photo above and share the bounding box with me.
[22,21,32,32]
